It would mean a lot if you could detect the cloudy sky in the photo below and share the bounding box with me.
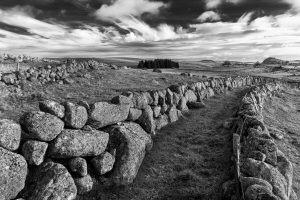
[0,0,300,61]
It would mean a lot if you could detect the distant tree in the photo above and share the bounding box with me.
[253,61,261,68]
[222,61,231,67]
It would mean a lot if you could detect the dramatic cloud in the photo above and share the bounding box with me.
[197,11,221,22]
[205,0,243,9]
[0,0,300,61]
[95,0,167,21]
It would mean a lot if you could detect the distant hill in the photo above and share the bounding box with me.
[262,57,289,65]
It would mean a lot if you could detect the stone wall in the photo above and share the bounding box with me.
[0,59,110,86]
[228,83,298,200]
[0,76,267,200]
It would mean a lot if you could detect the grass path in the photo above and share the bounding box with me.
[93,89,246,200]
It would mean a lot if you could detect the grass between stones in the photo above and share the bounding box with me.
[77,88,247,200]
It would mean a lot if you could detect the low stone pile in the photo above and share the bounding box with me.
[0,76,265,200]
[0,59,110,86]
[228,84,298,200]
[137,59,180,69]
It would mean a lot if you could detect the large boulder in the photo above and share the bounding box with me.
[88,102,130,129]
[48,129,109,158]
[20,111,64,142]
[106,122,152,185]
[0,147,27,200]
[137,105,156,135]
[64,102,88,129]
[39,100,65,118]
[127,108,142,121]
[167,105,179,123]
[27,161,77,200]
[131,92,148,109]
[0,119,21,151]
[22,140,48,166]
[177,96,189,112]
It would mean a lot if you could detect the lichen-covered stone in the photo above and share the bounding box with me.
[167,105,179,123]
[27,161,77,200]
[22,140,48,165]
[39,100,65,118]
[184,90,197,103]
[106,122,152,185]
[20,111,64,142]
[127,108,142,121]
[0,147,27,200]
[68,157,88,177]
[48,129,109,158]
[155,114,169,130]
[177,96,189,112]
[153,106,161,118]
[0,119,21,151]
[92,152,115,175]
[137,105,156,135]
[89,102,130,129]
[64,102,88,129]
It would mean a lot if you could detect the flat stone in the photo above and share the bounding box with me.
[22,140,48,165]
[89,102,130,129]
[0,119,21,151]
[0,147,27,200]
[39,100,65,118]
[27,161,77,200]
[92,152,115,175]
[106,122,152,185]
[48,129,109,158]
[64,102,88,129]
[20,111,64,142]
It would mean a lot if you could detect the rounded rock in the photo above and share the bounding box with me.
[0,119,21,151]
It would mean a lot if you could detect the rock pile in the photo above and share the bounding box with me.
[137,59,179,69]
[0,75,266,200]
[228,83,298,200]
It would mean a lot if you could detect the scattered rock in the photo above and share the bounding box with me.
[39,100,65,118]
[20,111,64,142]
[0,119,21,151]
[68,157,88,177]
[89,102,130,129]
[0,147,27,200]
[64,102,88,129]
[74,174,93,195]
[27,161,77,200]
[48,129,109,158]
[92,152,115,175]
[106,122,152,185]
[22,140,48,165]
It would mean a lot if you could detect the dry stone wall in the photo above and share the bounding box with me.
[229,83,298,200]
[0,59,111,86]
[0,76,267,200]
